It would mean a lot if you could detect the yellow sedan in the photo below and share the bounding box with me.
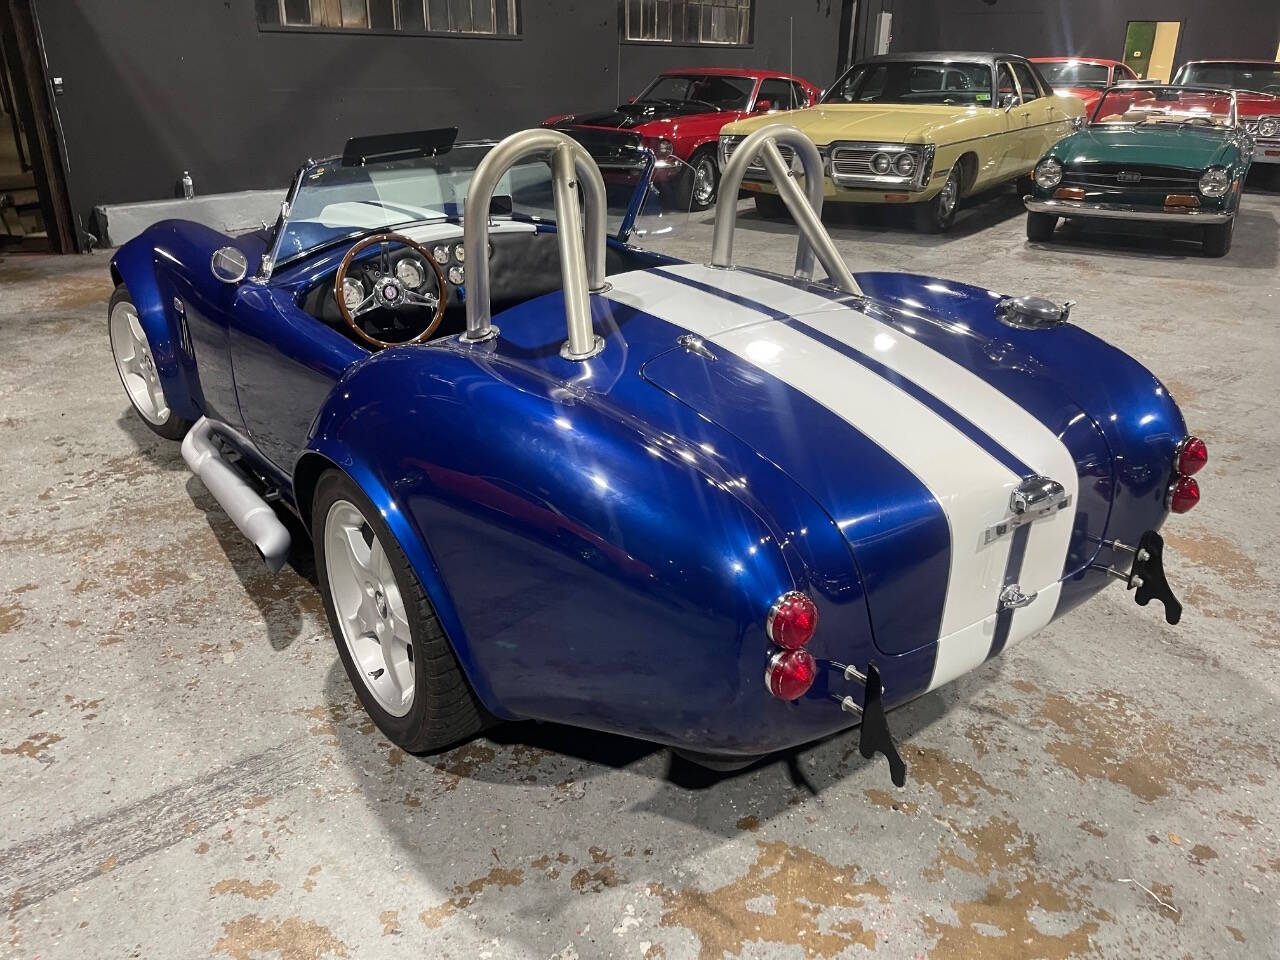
[720,52,1085,232]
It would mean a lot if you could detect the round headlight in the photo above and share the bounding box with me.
[1033,157,1063,190]
[431,244,450,265]
[452,242,465,263]
[871,152,892,174]
[1199,166,1230,197]
[395,259,425,289]
[447,265,465,285]
[341,277,365,311]
[1259,118,1279,138]
[894,152,916,177]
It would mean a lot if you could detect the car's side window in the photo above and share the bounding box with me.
[756,79,794,111]
[1011,62,1041,101]
[789,80,810,108]
[997,62,1019,103]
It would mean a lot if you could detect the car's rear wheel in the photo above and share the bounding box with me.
[313,470,487,753]
[914,167,960,233]
[753,193,789,219]
[1202,217,1234,258]
[107,286,191,440]
[1026,211,1057,242]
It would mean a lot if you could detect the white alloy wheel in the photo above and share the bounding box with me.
[324,499,415,717]
[109,300,170,425]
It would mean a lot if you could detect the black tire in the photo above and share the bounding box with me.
[684,148,720,211]
[107,285,192,441]
[914,166,960,233]
[753,193,789,219]
[313,469,488,753]
[1026,211,1058,242]
[1201,218,1234,258]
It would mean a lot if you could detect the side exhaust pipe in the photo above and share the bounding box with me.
[181,417,291,573]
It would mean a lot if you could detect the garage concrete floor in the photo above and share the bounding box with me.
[2,178,1278,960]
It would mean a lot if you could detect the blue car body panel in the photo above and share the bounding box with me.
[109,211,1188,756]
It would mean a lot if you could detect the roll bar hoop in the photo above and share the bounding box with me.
[712,124,861,296]
[460,129,608,360]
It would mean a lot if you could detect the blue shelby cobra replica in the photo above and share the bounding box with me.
[108,125,1203,782]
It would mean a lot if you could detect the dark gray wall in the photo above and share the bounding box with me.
[889,0,1279,63]
[34,0,846,228]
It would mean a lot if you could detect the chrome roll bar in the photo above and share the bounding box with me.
[461,129,608,360]
[712,124,861,296]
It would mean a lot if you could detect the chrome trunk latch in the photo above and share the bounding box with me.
[996,296,1074,330]
[999,584,1038,609]
[676,333,717,361]
[984,475,1072,545]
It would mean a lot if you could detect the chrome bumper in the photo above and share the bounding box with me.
[1024,196,1233,224]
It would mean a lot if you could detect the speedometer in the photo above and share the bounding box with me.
[395,259,426,288]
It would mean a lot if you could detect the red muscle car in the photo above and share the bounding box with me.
[1030,58,1138,114]
[1173,61,1280,171]
[543,67,819,210]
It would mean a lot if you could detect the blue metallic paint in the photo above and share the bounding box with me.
[109,217,1188,757]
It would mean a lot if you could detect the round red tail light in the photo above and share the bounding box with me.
[765,649,817,700]
[1169,475,1200,513]
[1177,436,1207,476]
[767,591,819,649]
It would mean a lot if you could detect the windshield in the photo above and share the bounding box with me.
[1038,61,1110,88]
[822,60,993,106]
[634,74,754,111]
[1175,62,1280,95]
[271,142,652,268]
[1092,86,1235,128]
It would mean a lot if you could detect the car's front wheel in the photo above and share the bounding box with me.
[107,285,191,440]
[1201,217,1234,258]
[313,469,487,753]
[914,167,960,233]
[1026,211,1057,242]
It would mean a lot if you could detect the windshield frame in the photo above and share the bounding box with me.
[255,138,657,281]
[820,57,996,107]
[1088,83,1239,129]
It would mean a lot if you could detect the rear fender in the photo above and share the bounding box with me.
[298,345,812,740]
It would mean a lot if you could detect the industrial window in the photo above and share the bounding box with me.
[256,0,521,36]
[624,0,753,46]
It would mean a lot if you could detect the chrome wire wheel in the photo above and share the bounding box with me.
[324,499,415,717]
[108,300,169,425]
[937,172,958,221]
[692,155,717,207]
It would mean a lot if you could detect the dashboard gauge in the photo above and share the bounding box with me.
[447,265,465,285]
[431,244,450,265]
[341,277,365,311]
[452,242,466,263]
[395,258,426,288]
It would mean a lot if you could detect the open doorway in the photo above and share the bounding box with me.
[1123,21,1182,82]
[0,0,76,253]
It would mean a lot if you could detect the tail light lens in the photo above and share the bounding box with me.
[767,591,818,649]
[1177,436,1207,476]
[1169,475,1200,513]
[765,649,817,700]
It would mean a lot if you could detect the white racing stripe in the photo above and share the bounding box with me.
[655,265,1081,690]
[607,268,1022,654]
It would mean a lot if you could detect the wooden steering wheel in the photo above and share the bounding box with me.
[333,232,447,349]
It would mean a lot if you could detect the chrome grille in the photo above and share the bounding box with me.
[830,146,878,178]
[721,137,795,174]
[1062,166,1198,191]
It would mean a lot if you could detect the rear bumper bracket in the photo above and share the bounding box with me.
[1098,530,1182,625]
[830,662,907,787]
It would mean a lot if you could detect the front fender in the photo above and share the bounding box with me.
[298,346,809,747]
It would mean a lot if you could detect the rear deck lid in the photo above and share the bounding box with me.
[608,264,1113,670]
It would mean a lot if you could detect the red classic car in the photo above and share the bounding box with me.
[1030,58,1138,114]
[543,67,819,210]
[1173,61,1280,172]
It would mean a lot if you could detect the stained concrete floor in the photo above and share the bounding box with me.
[2,179,1278,960]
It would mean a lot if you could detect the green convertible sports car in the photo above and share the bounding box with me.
[1024,84,1253,257]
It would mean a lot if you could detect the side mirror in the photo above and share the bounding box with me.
[211,246,248,284]
[1072,115,1086,130]
[754,98,773,113]
[999,93,1022,111]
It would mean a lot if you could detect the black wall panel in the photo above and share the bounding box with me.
[34,0,846,224]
